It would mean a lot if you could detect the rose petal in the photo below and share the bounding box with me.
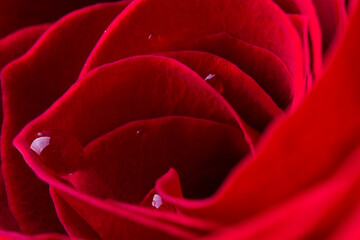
[0,23,49,131]
[50,189,101,239]
[1,1,130,233]
[69,117,249,201]
[0,186,19,231]
[15,55,257,150]
[154,169,184,202]
[0,230,69,240]
[80,0,303,97]
[288,14,312,90]
[153,0,360,225]
[14,134,218,239]
[203,144,360,239]
[0,23,49,232]
[0,23,49,70]
[14,55,254,238]
[153,50,283,130]
[50,188,191,239]
[0,0,119,38]
[330,185,360,239]
[312,0,348,52]
[272,0,323,77]
[169,33,293,109]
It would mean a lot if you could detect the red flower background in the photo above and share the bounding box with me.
[0,0,359,239]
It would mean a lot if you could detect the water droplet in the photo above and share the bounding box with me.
[147,33,162,41]
[152,194,163,209]
[136,129,143,137]
[204,73,224,94]
[151,194,177,212]
[30,130,84,175]
[205,73,216,81]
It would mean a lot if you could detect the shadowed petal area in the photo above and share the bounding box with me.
[272,0,323,77]
[50,188,184,240]
[69,117,249,201]
[50,189,101,239]
[0,23,49,232]
[1,1,130,234]
[0,23,49,70]
[0,0,120,38]
[312,0,348,53]
[0,23,49,132]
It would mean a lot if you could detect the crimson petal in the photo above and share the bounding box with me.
[272,0,323,77]
[153,50,282,131]
[69,117,249,201]
[312,0,348,52]
[0,0,120,38]
[153,0,360,226]
[171,33,294,109]
[15,55,256,149]
[80,0,303,94]
[1,1,129,233]
[204,145,360,239]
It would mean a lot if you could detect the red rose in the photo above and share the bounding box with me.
[0,0,359,239]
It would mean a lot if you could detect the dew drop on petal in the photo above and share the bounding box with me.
[205,73,216,81]
[204,73,224,94]
[147,33,162,42]
[150,194,177,213]
[152,194,163,209]
[30,130,84,175]
[136,129,143,137]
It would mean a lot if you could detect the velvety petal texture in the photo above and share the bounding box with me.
[0,0,358,239]
[1,1,130,234]
[166,1,359,237]
[0,23,49,233]
[0,0,119,38]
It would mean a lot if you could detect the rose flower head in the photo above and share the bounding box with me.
[0,0,359,239]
